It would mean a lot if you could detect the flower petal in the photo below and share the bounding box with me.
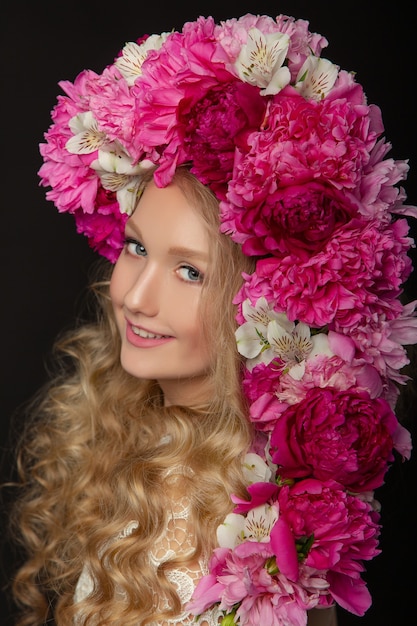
[270,517,299,581]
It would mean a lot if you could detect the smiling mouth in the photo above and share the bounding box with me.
[131,326,169,339]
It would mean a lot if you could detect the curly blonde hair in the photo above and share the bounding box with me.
[10,169,256,625]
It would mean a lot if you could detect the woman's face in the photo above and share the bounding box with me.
[110,180,214,406]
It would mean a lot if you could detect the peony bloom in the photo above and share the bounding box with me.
[38,66,141,257]
[277,479,381,615]
[270,386,406,491]
[130,16,245,184]
[39,71,100,216]
[188,544,317,626]
[232,183,361,259]
[236,216,413,329]
[72,187,127,261]
[276,355,383,404]
[180,79,267,197]
[220,84,381,245]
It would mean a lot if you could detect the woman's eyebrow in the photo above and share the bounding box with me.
[125,221,142,236]
[125,223,208,262]
[168,246,209,262]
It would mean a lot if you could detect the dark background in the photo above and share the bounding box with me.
[1,1,416,624]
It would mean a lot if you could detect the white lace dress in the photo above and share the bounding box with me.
[74,470,223,625]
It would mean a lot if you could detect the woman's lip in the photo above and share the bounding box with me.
[128,320,170,339]
[125,320,173,348]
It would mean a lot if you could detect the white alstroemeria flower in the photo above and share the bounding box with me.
[235,297,292,367]
[267,320,333,380]
[110,176,143,216]
[217,513,246,549]
[217,504,279,548]
[66,112,110,154]
[295,55,339,101]
[115,32,170,86]
[92,147,152,178]
[91,149,153,215]
[236,28,291,95]
[242,453,272,484]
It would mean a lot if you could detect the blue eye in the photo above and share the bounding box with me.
[125,237,146,257]
[178,265,203,283]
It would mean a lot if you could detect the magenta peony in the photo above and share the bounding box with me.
[277,479,381,615]
[270,386,404,491]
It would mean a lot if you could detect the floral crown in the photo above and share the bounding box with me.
[39,13,417,626]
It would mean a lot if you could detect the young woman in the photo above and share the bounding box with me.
[9,12,416,626]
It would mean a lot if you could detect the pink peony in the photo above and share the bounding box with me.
[358,137,417,220]
[73,187,127,261]
[87,64,138,152]
[270,386,404,491]
[39,71,100,215]
[189,544,316,626]
[333,306,417,384]
[38,68,133,257]
[180,80,267,198]
[236,217,413,329]
[186,547,231,615]
[220,87,381,245]
[240,183,360,258]
[277,479,381,615]
[233,271,277,322]
[242,361,282,403]
[131,17,239,185]
[276,355,382,404]
[236,254,356,328]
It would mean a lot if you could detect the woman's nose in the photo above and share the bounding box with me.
[123,263,161,317]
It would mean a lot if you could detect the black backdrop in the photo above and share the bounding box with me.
[1,1,416,624]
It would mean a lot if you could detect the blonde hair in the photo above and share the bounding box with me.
[10,169,255,625]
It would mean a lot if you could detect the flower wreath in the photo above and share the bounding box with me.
[39,12,417,626]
